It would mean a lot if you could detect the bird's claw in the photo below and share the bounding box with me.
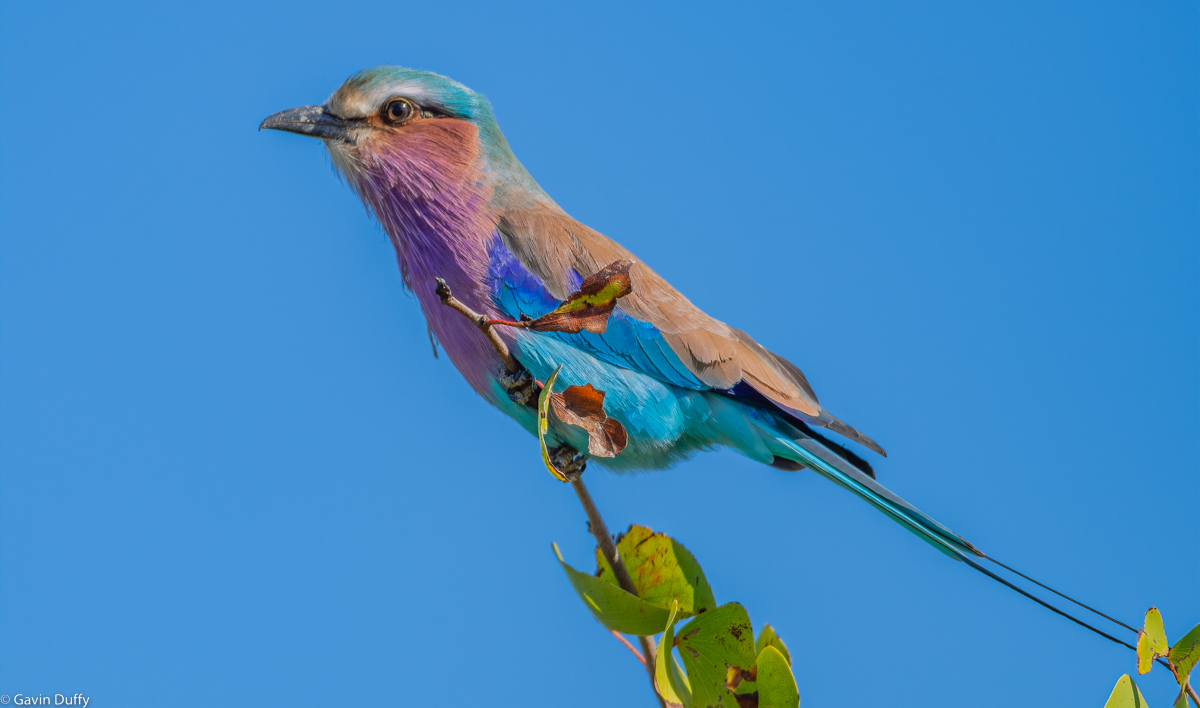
[549,445,586,481]
[498,367,536,407]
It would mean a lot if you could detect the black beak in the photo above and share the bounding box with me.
[259,105,350,142]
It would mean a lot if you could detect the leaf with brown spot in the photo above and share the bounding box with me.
[1137,607,1169,675]
[595,525,716,617]
[1170,622,1200,682]
[736,624,794,698]
[525,260,633,334]
[550,383,628,458]
[674,603,757,708]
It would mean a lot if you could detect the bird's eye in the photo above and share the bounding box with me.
[383,98,416,125]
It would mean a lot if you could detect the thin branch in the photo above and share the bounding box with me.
[435,278,521,375]
[434,276,665,707]
[611,630,646,668]
[573,477,665,708]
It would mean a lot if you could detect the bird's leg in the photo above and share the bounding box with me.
[549,444,587,481]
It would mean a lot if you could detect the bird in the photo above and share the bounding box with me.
[260,67,1153,653]
[259,65,978,559]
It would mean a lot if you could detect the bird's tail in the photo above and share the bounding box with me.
[774,433,981,560]
[762,421,1148,658]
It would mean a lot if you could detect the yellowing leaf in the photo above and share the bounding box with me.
[552,542,672,636]
[1138,607,1169,675]
[595,525,716,617]
[1103,675,1150,708]
[537,364,568,482]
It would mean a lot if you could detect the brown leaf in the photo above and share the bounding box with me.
[549,383,628,457]
[526,260,633,335]
[602,418,627,454]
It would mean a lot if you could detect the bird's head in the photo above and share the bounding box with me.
[261,66,516,194]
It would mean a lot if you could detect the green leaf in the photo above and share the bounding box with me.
[675,603,757,708]
[755,624,792,667]
[1138,607,1169,675]
[553,542,672,635]
[736,624,794,695]
[1103,674,1150,708]
[1172,689,1187,708]
[595,525,716,616]
[537,364,568,482]
[655,601,693,708]
[1170,623,1200,681]
[755,645,800,708]
[673,541,717,615]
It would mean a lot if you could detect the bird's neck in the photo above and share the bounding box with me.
[341,121,520,395]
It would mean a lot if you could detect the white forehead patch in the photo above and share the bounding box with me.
[328,80,438,119]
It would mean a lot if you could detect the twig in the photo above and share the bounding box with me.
[571,477,663,705]
[435,277,665,708]
[435,278,521,375]
[611,630,646,667]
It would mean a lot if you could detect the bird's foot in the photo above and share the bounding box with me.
[549,445,587,481]
[498,367,536,407]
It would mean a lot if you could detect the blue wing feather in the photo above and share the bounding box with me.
[484,233,979,557]
[486,234,707,390]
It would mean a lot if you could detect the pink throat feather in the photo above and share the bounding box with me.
[339,121,506,397]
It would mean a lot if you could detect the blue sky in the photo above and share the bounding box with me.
[1,2,1195,706]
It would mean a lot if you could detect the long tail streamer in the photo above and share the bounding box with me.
[771,425,1160,664]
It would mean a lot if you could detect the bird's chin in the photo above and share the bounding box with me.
[325,141,368,184]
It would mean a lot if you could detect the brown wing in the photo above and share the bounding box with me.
[498,201,886,456]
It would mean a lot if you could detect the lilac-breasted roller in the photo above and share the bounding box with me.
[259,68,1153,649]
[259,69,1151,656]
[260,65,984,562]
